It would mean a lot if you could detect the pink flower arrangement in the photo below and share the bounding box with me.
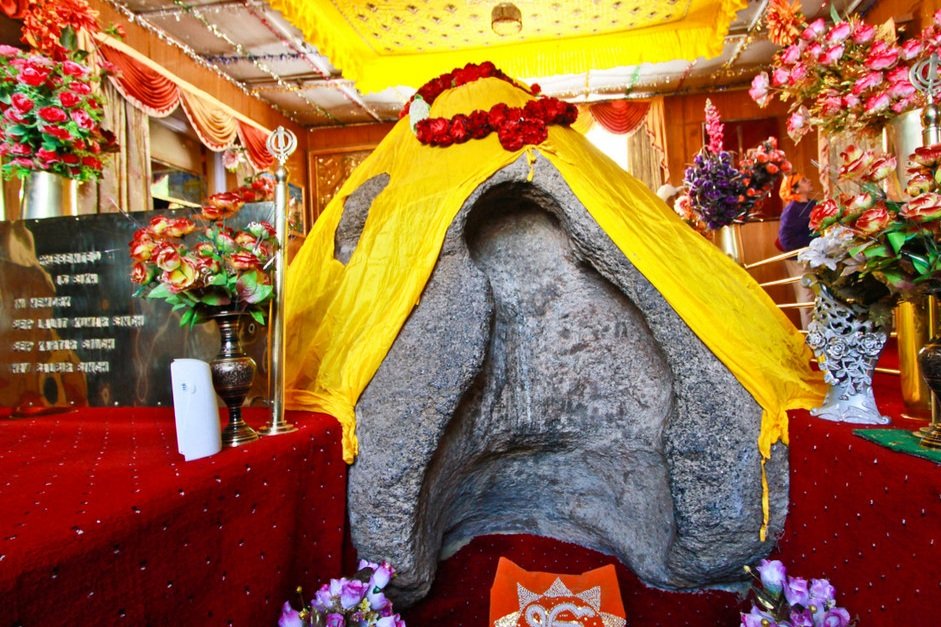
[750,5,923,142]
[0,45,118,180]
[279,560,405,627]
[129,175,278,327]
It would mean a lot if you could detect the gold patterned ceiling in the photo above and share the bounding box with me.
[95,0,853,127]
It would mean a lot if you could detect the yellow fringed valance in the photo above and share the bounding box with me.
[268,0,748,93]
[285,77,824,478]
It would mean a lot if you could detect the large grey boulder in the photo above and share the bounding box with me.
[342,155,787,606]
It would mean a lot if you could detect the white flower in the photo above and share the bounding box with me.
[409,95,430,133]
[798,226,855,271]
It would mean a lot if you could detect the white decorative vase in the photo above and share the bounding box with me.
[21,171,78,220]
[805,286,891,424]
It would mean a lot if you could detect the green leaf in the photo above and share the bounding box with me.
[910,254,931,275]
[209,273,228,286]
[5,124,27,137]
[147,283,172,299]
[199,292,230,306]
[179,308,195,327]
[861,244,890,259]
[249,308,266,326]
[830,3,841,22]
[59,27,78,53]
[886,231,909,254]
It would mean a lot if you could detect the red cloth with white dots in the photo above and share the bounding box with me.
[0,408,347,625]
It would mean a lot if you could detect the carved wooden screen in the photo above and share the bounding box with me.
[310,149,372,224]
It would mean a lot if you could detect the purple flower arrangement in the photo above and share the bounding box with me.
[742,559,855,627]
[279,560,405,627]
[683,149,748,230]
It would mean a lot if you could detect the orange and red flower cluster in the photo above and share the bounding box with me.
[129,177,278,327]
[200,175,275,221]
[0,45,117,180]
[405,61,577,151]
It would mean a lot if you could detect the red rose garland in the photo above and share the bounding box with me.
[404,62,578,151]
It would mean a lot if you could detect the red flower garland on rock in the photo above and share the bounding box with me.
[406,62,577,151]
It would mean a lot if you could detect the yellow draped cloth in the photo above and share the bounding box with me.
[285,79,824,486]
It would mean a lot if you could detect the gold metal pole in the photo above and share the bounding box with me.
[259,127,298,437]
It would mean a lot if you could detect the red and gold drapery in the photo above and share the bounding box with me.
[575,99,670,182]
[98,40,273,171]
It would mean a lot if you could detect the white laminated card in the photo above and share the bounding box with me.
[170,358,222,461]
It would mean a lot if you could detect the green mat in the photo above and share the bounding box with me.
[853,429,941,464]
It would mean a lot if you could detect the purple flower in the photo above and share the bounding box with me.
[757,560,787,596]
[369,561,395,590]
[784,576,810,607]
[376,616,406,627]
[367,589,390,611]
[789,607,815,627]
[809,578,836,605]
[278,601,304,627]
[312,583,334,612]
[822,607,852,627]
[325,613,346,627]
[741,607,776,627]
[339,579,368,610]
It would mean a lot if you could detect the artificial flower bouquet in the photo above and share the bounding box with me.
[129,174,278,327]
[750,1,922,142]
[675,100,791,230]
[741,559,855,627]
[798,143,941,323]
[0,45,118,180]
[279,560,406,627]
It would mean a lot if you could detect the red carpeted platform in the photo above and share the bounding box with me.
[2,370,939,626]
[0,408,347,625]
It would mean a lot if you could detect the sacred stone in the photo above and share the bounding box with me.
[345,155,786,606]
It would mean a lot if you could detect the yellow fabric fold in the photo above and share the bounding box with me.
[285,77,825,469]
[267,0,749,93]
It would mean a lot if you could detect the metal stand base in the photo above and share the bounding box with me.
[222,419,260,447]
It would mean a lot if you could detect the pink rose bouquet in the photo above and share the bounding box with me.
[129,174,278,327]
[798,144,941,316]
[279,560,406,627]
[750,3,921,142]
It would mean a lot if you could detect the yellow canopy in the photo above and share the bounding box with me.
[286,76,824,477]
[268,0,748,93]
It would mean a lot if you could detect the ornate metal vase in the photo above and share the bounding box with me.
[208,310,259,446]
[21,171,78,219]
[805,287,891,424]
[916,338,941,448]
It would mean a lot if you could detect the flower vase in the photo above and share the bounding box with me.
[716,223,744,265]
[208,310,259,447]
[21,172,78,220]
[805,286,891,424]
[916,338,941,449]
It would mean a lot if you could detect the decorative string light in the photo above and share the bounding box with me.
[205,52,307,65]
[104,0,303,124]
[170,0,340,124]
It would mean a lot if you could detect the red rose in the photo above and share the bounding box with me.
[36,148,59,163]
[524,99,548,122]
[4,108,27,125]
[497,119,525,151]
[70,109,94,130]
[839,145,875,179]
[81,156,101,170]
[415,119,435,144]
[11,93,34,113]
[129,230,156,261]
[148,215,174,237]
[901,193,941,222]
[853,202,892,234]
[19,67,49,87]
[153,242,182,272]
[61,153,80,165]
[69,81,92,95]
[479,61,497,78]
[489,103,510,128]
[58,91,81,108]
[130,262,155,285]
[428,117,452,146]
[809,198,842,231]
[910,145,941,168]
[61,61,88,78]
[518,118,548,146]
[11,143,32,156]
[38,106,68,123]
[40,124,73,141]
[228,251,260,271]
[162,257,198,292]
[166,217,196,238]
[450,114,471,144]
[10,157,35,169]
[467,110,491,139]
[530,83,541,95]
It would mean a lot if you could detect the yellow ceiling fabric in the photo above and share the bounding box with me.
[285,77,824,483]
[268,0,748,93]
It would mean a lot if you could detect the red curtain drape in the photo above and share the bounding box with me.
[588,100,650,135]
[100,44,180,118]
[237,122,275,171]
[0,0,27,19]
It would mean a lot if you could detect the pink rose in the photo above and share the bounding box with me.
[888,80,916,99]
[130,262,155,285]
[806,42,824,59]
[3,107,26,124]
[0,44,19,57]
[818,93,843,116]
[852,22,876,44]
[842,93,861,109]
[749,72,770,106]
[789,62,808,82]
[153,243,182,272]
[852,71,883,95]
[866,47,900,71]
[900,38,923,61]
[782,45,801,64]
[901,193,941,222]
[886,66,910,84]
[19,66,49,87]
[40,125,73,141]
[786,107,811,142]
[846,192,877,217]
[771,67,790,87]
[820,45,845,65]
[840,146,875,179]
[801,18,826,40]
[61,61,88,78]
[58,91,81,108]
[69,81,91,95]
[826,21,852,44]
[867,155,898,181]
[853,203,892,234]
[36,148,59,163]
[10,157,35,169]
[70,109,95,130]
[864,92,891,114]
[11,143,31,156]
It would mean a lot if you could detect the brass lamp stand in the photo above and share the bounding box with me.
[258,127,298,437]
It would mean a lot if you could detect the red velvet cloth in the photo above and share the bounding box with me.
[0,408,347,625]
[402,373,941,625]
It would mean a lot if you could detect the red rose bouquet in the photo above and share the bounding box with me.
[0,45,118,181]
[129,175,278,327]
[798,144,941,316]
[750,3,921,142]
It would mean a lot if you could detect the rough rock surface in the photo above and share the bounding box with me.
[343,156,787,606]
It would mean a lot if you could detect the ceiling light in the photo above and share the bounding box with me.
[491,3,522,36]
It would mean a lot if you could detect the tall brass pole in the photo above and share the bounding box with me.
[259,127,298,436]
[909,54,941,446]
